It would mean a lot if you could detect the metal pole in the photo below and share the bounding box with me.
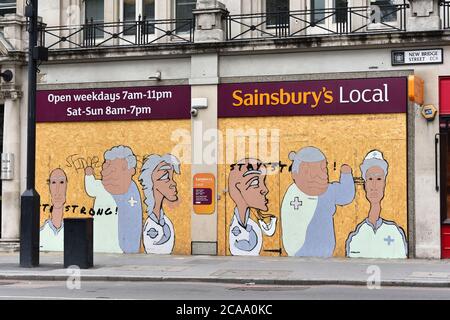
[20,0,40,267]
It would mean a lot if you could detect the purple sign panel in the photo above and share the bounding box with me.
[218,77,407,118]
[37,85,191,122]
[193,188,212,205]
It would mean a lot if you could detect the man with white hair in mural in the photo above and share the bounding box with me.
[281,146,355,257]
[85,145,143,254]
[346,150,407,259]
[139,153,180,254]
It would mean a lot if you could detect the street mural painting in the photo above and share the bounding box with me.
[228,158,277,256]
[40,168,68,251]
[38,143,190,255]
[281,146,356,257]
[39,149,186,255]
[84,145,143,254]
[221,142,408,258]
[139,154,181,255]
[345,150,408,258]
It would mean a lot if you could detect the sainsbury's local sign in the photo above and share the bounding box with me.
[218,77,407,118]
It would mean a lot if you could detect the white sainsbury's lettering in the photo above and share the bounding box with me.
[339,83,389,104]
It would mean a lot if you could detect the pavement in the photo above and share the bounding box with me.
[0,252,449,288]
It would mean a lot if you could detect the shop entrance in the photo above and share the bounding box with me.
[439,77,450,259]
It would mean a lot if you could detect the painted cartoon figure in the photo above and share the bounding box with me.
[228,158,277,256]
[85,146,143,254]
[40,168,68,251]
[281,146,355,257]
[346,150,408,258]
[139,154,180,254]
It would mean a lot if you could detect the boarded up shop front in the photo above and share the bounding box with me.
[217,77,409,259]
[36,85,192,255]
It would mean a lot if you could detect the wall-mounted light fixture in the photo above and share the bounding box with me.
[0,70,13,82]
[148,71,161,81]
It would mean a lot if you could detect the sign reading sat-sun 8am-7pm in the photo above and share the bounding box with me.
[37,85,191,122]
[218,77,407,117]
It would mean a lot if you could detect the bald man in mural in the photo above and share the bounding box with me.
[40,168,68,251]
[281,146,355,257]
[228,158,277,256]
[85,145,143,254]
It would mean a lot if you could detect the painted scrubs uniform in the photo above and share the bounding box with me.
[346,218,407,258]
[281,172,355,257]
[112,181,143,254]
[85,175,121,253]
[40,219,64,251]
[229,207,276,256]
[143,209,175,254]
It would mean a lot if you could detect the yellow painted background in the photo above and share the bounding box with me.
[218,113,407,257]
[37,120,192,255]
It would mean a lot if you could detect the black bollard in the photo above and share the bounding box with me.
[64,218,93,269]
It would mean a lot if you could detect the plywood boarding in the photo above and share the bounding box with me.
[36,120,192,255]
[218,113,407,257]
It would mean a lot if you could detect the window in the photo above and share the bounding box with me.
[371,0,397,24]
[85,0,104,38]
[85,0,104,22]
[334,0,348,24]
[0,0,15,15]
[175,0,196,33]
[311,0,326,24]
[122,0,155,36]
[266,0,289,27]
[311,0,348,25]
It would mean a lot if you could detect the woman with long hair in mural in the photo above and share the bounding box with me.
[139,154,181,254]
[228,158,277,256]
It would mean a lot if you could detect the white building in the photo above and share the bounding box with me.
[0,0,449,259]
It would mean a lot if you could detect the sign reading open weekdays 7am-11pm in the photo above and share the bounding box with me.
[36,85,191,122]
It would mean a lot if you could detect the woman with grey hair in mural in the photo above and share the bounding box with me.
[139,154,181,254]
[345,149,407,259]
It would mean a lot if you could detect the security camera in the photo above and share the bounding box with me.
[190,108,198,117]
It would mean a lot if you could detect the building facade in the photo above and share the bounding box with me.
[0,0,449,259]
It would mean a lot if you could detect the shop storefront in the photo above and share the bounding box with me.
[36,85,192,255]
[35,76,416,259]
[217,76,410,259]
